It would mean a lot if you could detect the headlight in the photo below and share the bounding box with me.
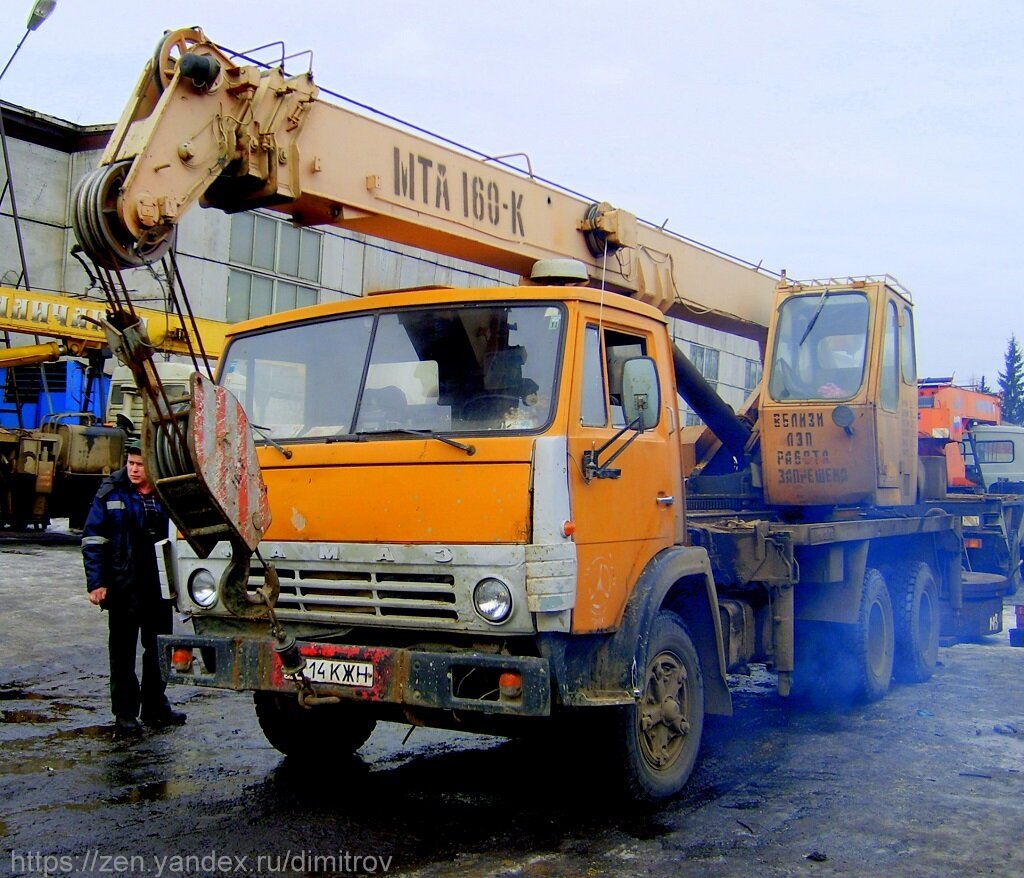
[473,577,513,624]
[188,568,218,608]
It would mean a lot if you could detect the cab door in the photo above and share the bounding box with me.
[875,295,918,505]
[566,310,680,632]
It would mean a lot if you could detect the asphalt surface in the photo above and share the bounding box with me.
[1,523,1023,878]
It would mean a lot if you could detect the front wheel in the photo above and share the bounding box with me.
[253,691,376,758]
[612,612,705,802]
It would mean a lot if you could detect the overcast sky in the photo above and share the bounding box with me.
[1,0,1021,385]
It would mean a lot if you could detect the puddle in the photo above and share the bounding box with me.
[0,756,76,775]
[2,709,55,723]
[106,778,199,804]
[29,800,106,815]
[1,701,87,724]
[52,724,112,741]
[0,688,53,701]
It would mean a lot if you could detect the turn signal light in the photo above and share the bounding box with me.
[963,538,983,549]
[499,671,523,699]
[562,520,576,537]
[171,648,194,672]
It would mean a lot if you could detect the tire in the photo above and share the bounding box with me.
[889,562,940,684]
[253,691,376,757]
[844,567,895,702]
[611,611,705,802]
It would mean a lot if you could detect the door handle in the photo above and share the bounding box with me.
[656,495,675,506]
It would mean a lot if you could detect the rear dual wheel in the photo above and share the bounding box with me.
[889,562,940,683]
[845,567,896,702]
[796,568,895,703]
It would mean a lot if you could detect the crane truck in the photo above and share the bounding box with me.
[69,27,1007,801]
[0,285,226,528]
[915,379,1024,628]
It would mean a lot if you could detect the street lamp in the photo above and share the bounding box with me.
[27,0,57,32]
[1,1,57,82]
[0,0,58,292]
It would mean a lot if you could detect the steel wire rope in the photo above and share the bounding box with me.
[163,251,215,379]
[92,259,193,481]
[212,38,780,280]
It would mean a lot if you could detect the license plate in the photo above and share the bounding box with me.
[303,657,375,688]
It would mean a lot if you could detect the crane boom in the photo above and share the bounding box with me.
[76,27,776,342]
[0,285,227,363]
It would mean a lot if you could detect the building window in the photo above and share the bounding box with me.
[228,213,322,322]
[690,343,719,387]
[744,358,762,394]
[226,273,319,322]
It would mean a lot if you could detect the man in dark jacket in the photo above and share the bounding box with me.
[82,443,186,738]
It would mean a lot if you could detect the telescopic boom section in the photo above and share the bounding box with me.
[73,27,776,342]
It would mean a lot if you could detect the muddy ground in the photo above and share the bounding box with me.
[1,526,1022,878]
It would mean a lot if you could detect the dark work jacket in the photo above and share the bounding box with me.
[81,468,169,613]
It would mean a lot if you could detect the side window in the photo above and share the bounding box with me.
[606,331,647,427]
[977,441,1014,464]
[581,326,607,426]
[881,300,900,411]
[900,305,916,384]
[580,326,648,427]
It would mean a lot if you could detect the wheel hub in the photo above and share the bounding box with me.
[638,650,690,768]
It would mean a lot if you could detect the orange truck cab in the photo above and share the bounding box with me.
[918,379,1001,489]
[165,283,722,800]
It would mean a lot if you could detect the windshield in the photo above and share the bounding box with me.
[768,292,869,401]
[220,303,564,440]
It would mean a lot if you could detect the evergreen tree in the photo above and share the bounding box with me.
[977,374,993,395]
[998,335,1024,425]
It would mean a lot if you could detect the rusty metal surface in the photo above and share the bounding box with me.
[160,633,552,717]
[187,373,270,552]
[50,423,123,475]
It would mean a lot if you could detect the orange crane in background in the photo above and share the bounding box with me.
[918,378,1001,488]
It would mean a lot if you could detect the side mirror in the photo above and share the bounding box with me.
[621,357,660,430]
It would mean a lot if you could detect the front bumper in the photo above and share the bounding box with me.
[158,633,552,717]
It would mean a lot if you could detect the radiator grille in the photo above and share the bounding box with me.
[250,567,459,622]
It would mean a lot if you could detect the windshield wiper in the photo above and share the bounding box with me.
[357,428,476,456]
[798,288,831,347]
[250,423,294,459]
